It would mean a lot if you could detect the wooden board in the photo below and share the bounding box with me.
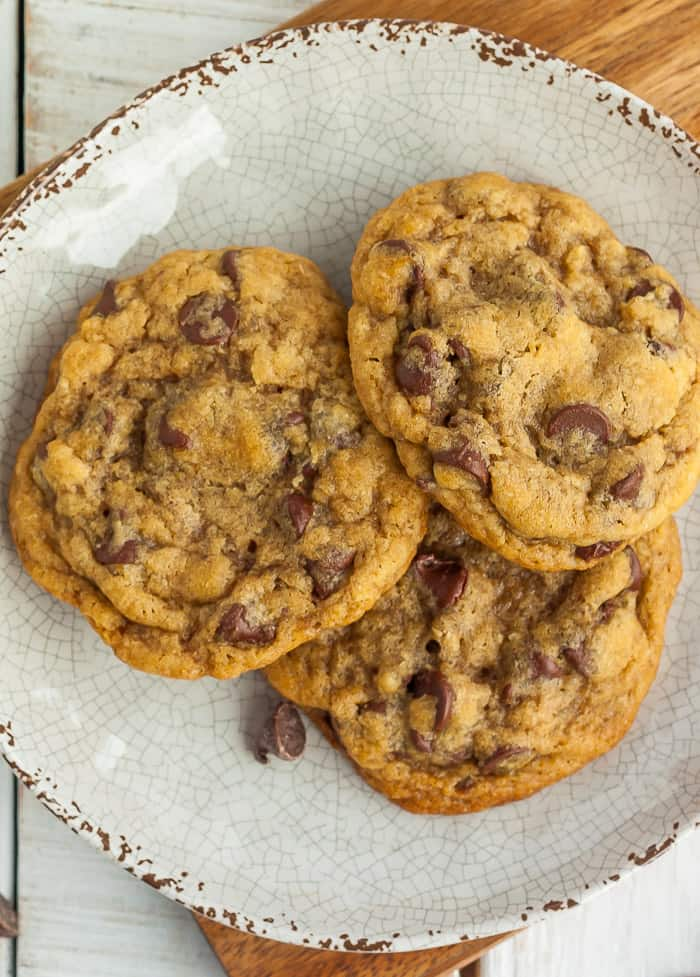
[0,0,19,184]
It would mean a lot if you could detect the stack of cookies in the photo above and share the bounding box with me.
[11,173,698,814]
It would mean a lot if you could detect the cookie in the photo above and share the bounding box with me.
[266,508,681,814]
[10,247,428,679]
[348,172,700,570]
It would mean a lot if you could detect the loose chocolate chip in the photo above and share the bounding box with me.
[94,538,138,565]
[285,410,305,426]
[395,334,438,396]
[668,287,685,321]
[547,403,611,444]
[221,249,240,287]
[626,279,655,301]
[531,651,564,679]
[408,669,454,733]
[286,492,313,538]
[414,553,468,609]
[562,644,591,678]
[255,702,306,764]
[454,776,475,793]
[179,293,238,345]
[610,463,643,501]
[359,699,387,716]
[158,414,191,449]
[307,549,356,599]
[626,546,643,592]
[216,603,277,646]
[93,280,119,317]
[410,728,434,753]
[448,338,471,363]
[102,408,115,435]
[433,442,490,491]
[575,540,620,561]
[480,745,529,775]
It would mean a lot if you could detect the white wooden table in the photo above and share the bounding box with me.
[1,3,699,975]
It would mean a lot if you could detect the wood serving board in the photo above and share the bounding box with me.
[2,1,698,975]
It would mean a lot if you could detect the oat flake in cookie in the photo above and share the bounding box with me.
[349,172,700,570]
[266,508,681,815]
[10,248,428,679]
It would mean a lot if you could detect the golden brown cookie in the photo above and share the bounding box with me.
[266,508,681,814]
[348,172,700,570]
[10,248,428,679]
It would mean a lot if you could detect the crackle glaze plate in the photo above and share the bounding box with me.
[1,19,699,954]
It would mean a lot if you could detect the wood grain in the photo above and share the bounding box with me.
[0,0,19,184]
[197,916,505,977]
[280,0,700,136]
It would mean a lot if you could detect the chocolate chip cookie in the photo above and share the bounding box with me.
[266,507,680,814]
[10,248,428,679]
[349,172,700,570]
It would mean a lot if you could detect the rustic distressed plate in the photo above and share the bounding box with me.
[1,19,699,954]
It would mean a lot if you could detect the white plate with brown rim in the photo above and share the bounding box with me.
[1,19,699,954]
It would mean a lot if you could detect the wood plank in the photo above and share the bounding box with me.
[0,0,19,183]
[482,828,700,977]
[23,0,310,169]
[279,0,700,137]
[198,916,509,977]
[0,763,16,977]
[16,790,223,977]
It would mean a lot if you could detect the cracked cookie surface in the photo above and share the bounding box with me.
[266,508,680,814]
[10,247,428,678]
[349,172,700,570]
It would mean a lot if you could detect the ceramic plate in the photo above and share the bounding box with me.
[1,20,699,953]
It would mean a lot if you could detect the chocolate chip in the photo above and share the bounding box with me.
[425,638,441,654]
[414,553,468,608]
[575,540,620,561]
[628,246,653,265]
[216,604,277,646]
[626,546,643,592]
[395,334,438,396]
[433,442,490,491]
[94,538,138,565]
[531,651,564,679]
[668,287,685,321]
[301,463,317,491]
[378,239,412,253]
[285,410,305,426]
[158,414,190,449]
[93,280,119,317]
[547,403,611,443]
[221,250,240,287]
[408,669,454,733]
[599,599,617,624]
[286,492,313,538]
[255,702,305,764]
[448,338,471,363]
[179,293,238,345]
[102,408,115,435]
[647,339,674,356]
[454,776,475,793]
[626,279,655,301]
[307,549,356,599]
[610,464,643,501]
[410,729,433,753]
[359,699,387,716]
[480,745,529,775]
[562,644,591,677]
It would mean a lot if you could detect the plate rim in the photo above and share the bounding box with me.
[1,17,699,953]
